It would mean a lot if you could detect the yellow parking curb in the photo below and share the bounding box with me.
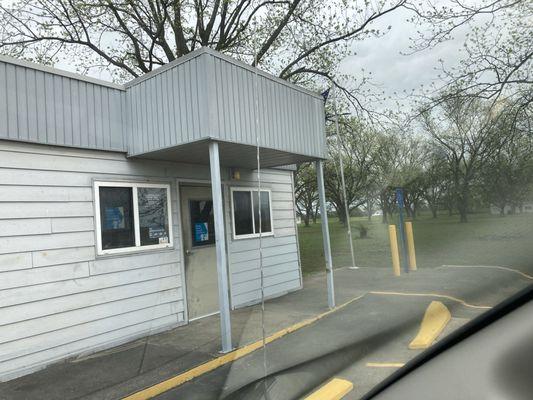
[366,362,405,368]
[303,378,354,400]
[123,294,366,400]
[408,301,451,349]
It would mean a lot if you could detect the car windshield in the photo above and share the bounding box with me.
[0,1,531,400]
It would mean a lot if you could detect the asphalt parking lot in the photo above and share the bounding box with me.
[1,264,531,400]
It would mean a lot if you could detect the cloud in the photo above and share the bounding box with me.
[340,7,468,111]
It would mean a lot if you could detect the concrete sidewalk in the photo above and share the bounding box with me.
[151,292,470,400]
[0,265,530,400]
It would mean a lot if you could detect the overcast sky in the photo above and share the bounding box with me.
[1,2,469,111]
[74,6,467,107]
[340,7,468,111]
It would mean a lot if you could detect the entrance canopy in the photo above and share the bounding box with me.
[133,138,318,169]
[125,48,327,167]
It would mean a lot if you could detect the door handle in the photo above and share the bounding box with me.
[185,249,194,256]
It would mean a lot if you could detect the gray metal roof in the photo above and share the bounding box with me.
[0,48,326,167]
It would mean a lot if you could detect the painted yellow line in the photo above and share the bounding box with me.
[303,378,354,400]
[442,264,533,280]
[366,362,405,368]
[369,291,492,310]
[408,301,451,349]
[122,294,366,400]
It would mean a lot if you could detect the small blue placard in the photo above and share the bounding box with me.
[104,207,125,229]
[194,222,209,242]
[395,188,404,208]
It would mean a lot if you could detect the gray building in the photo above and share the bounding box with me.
[0,48,334,381]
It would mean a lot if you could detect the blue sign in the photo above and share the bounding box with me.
[396,188,404,208]
[104,207,125,229]
[194,222,209,243]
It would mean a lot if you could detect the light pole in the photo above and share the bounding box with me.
[330,87,357,270]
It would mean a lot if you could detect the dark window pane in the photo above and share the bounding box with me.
[233,191,253,236]
[100,187,135,250]
[138,187,170,246]
[189,200,215,247]
[253,191,272,234]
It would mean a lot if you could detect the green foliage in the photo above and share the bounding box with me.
[295,163,318,227]
[355,223,368,238]
[298,212,533,275]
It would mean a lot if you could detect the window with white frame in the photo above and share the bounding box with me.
[94,181,173,255]
[231,187,273,239]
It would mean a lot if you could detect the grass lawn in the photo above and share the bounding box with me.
[297,212,533,275]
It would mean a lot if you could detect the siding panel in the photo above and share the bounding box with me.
[0,186,92,202]
[0,314,179,380]
[0,219,51,237]
[0,288,182,345]
[124,51,325,159]
[0,253,32,273]
[0,265,180,310]
[0,262,90,290]
[0,302,180,362]
[0,58,125,151]
[0,232,95,254]
[226,172,301,308]
[0,202,93,219]
[0,50,325,159]
[51,217,94,233]
[32,246,95,267]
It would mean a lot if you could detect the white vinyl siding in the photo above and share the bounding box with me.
[225,171,302,308]
[0,140,184,381]
[0,139,301,381]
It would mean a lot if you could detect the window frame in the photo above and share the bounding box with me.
[94,181,173,255]
[230,187,274,240]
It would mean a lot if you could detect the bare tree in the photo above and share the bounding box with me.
[420,97,516,222]
[480,110,533,214]
[324,117,380,225]
[372,130,426,222]
[408,0,532,109]
[0,0,408,112]
[373,133,403,224]
[419,147,450,218]
[294,163,317,227]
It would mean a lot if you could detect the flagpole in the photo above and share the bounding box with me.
[333,86,357,270]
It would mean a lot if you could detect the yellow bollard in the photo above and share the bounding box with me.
[405,221,417,271]
[388,225,401,276]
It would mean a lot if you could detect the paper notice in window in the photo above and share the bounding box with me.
[149,226,166,239]
[194,222,209,242]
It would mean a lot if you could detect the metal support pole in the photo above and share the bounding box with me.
[316,160,335,309]
[388,225,401,276]
[335,114,357,270]
[209,141,233,353]
[395,187,409,273]
[405,221,417,271]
